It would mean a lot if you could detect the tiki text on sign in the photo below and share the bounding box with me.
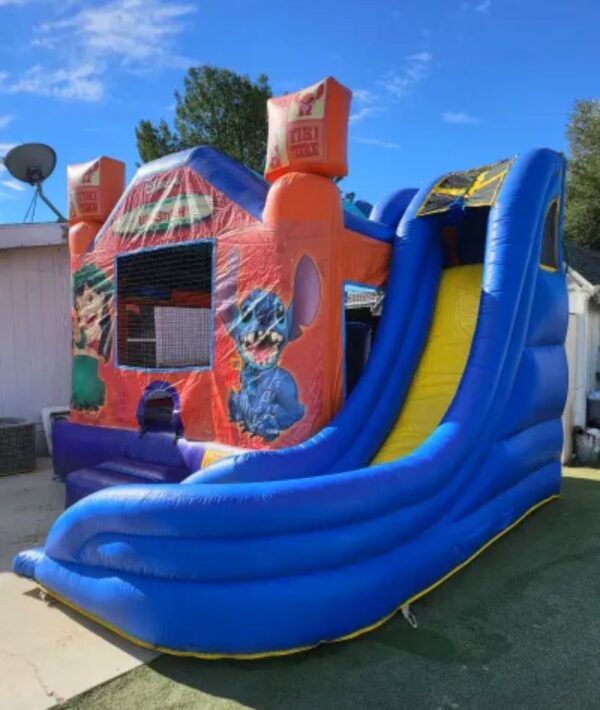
[289,122,323,160]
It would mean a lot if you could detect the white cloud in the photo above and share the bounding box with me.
[461,0,492,12]
[8,64,105,102]
[353,89,377,104]
[2,0,196,104]
[349,53,433,125]
[1,178,25,191]
[0,0,38,5]
[354,137,401,150]
[406,51,433,74]
[350,106,384,124]
[0,114,14,129]
[379,51,433,99]
[33,0,195,70]
[350,88,384,123]
[442,111,481,125]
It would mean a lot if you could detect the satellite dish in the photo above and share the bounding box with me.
[1,142,66,222]
[4,143,57,185]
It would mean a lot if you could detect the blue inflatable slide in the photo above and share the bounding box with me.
[14,148,568,659]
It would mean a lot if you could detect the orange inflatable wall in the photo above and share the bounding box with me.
[67,79,391,450]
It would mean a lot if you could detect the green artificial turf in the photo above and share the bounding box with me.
[64,468,600,710]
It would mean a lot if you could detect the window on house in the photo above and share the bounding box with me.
[541,200,559,270]
[117,242,213,369]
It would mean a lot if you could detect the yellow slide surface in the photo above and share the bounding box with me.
[373,265,483,464]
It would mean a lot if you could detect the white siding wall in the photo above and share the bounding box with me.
[563,275,600,461]
[586,302,600,393]
[0,244,71,448]
[566,286,589,429]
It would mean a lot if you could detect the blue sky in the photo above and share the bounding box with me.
[0,0,598,223]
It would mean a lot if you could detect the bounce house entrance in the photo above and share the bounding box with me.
[344,284,384,397]
[137,383,181,436]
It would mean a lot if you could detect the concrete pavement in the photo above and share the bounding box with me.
[0,461,157,710]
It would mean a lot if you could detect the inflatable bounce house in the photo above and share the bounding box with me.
[14,77,569,658]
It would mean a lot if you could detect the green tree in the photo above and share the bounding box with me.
[135,66,272,171]
[135,119,181,164]
[565,100,600,247]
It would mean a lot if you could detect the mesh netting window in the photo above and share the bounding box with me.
[117,242,213,369]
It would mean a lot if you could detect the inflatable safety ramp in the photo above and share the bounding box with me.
[14,149,568,658]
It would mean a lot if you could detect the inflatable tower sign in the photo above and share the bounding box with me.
[265,77,351,181]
